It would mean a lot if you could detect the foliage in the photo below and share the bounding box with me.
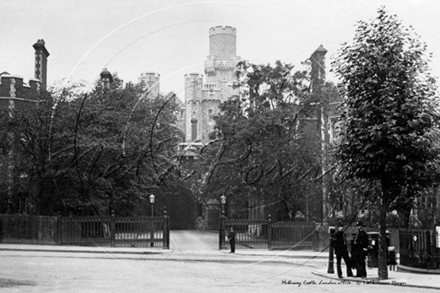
[0,74,182,216]
[332,7,440,279]
[196,60,337,221]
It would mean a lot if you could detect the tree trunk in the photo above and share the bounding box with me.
[378,178,389,280]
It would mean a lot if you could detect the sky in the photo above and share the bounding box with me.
[1,0,439,101]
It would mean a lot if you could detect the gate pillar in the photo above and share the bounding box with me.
[219,213,227,250]
[110,210,116,247]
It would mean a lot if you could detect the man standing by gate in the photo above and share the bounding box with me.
[228,227,236,253]
[333,222,353,278]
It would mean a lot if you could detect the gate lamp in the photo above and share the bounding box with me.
[149,194,155,217]
[220,195,226,216]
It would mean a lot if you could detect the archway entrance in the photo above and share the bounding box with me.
[161,186,195,230]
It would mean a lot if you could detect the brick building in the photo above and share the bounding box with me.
[0,39,49,213]
[0,39,49,111]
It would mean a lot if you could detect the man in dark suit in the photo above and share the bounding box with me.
[333,222,353,278]
[352,221,369,278]
[227,227,236,253]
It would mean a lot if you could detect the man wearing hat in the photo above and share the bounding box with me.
[352,221,369,278]
[333,222,353,278]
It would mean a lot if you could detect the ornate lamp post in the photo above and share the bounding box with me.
[149,194,155,217]
[149,194,155,247]
[220,195,226,216]
[219,195,227,250]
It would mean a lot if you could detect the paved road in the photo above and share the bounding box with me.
[1,250,434,293]
[1,230,438,292]
[170,230,219,252]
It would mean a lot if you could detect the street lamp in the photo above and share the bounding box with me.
[149,194,155,217]
[149,194,155,247]
[219,195,227,250]
[220,195,226,216]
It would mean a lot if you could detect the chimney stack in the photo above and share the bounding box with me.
[33,39,50,90]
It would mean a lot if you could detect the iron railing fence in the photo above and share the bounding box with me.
[223,219,270,249]
[399,229,440,269]
[270,222,315,250]
[0,214,58,244]
[59,216,169,248]
[220,218,316,250]
[0,214,170,249]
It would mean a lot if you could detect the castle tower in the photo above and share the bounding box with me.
[204,26,240,100]
[183,26,241,144]
[209,25,236,59]
[140,72,160,98]
[33,39,50,90]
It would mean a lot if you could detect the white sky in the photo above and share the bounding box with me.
[1,0,439,100]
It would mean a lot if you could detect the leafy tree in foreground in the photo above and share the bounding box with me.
[332,8,440,279]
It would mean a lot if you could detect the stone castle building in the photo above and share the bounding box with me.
[183,26,241,144]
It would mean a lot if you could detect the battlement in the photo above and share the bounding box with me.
[185,73,203,80]
[204,57,240,74]
[208,25,237,59]
[141,72,160,79]
[209,26,237,36]
[0,73,41,96]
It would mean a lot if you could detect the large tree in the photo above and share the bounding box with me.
[0,74,182,216]
[332,8,440,279]
[196,60,337,221]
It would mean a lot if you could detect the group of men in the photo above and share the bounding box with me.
[333,221,369,278]
[226,220,370,278]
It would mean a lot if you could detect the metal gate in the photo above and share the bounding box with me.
[399,229,440,269]
[59,215,170,248]
[220,218,316,250]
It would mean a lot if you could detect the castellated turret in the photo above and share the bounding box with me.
[209,26,236,59]
[183,26,241,143]
[205,26,240,80]
[185,73,203,101]
[140,72,160,98]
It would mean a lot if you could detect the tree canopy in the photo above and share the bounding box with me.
[332,7,440,279]
[0,74,182,216]
[196,60,338,221]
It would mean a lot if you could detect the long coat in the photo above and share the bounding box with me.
[333,230,349,255]
[351,229,368,266]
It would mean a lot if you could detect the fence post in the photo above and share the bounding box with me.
[110,210,115,247]
[163,207,169,249]
[267,214,273,250]
[0,215,3,242]
[219,213,226,250]
[56,213,62,245]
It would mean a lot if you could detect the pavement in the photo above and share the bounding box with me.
[1,230,439,290]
